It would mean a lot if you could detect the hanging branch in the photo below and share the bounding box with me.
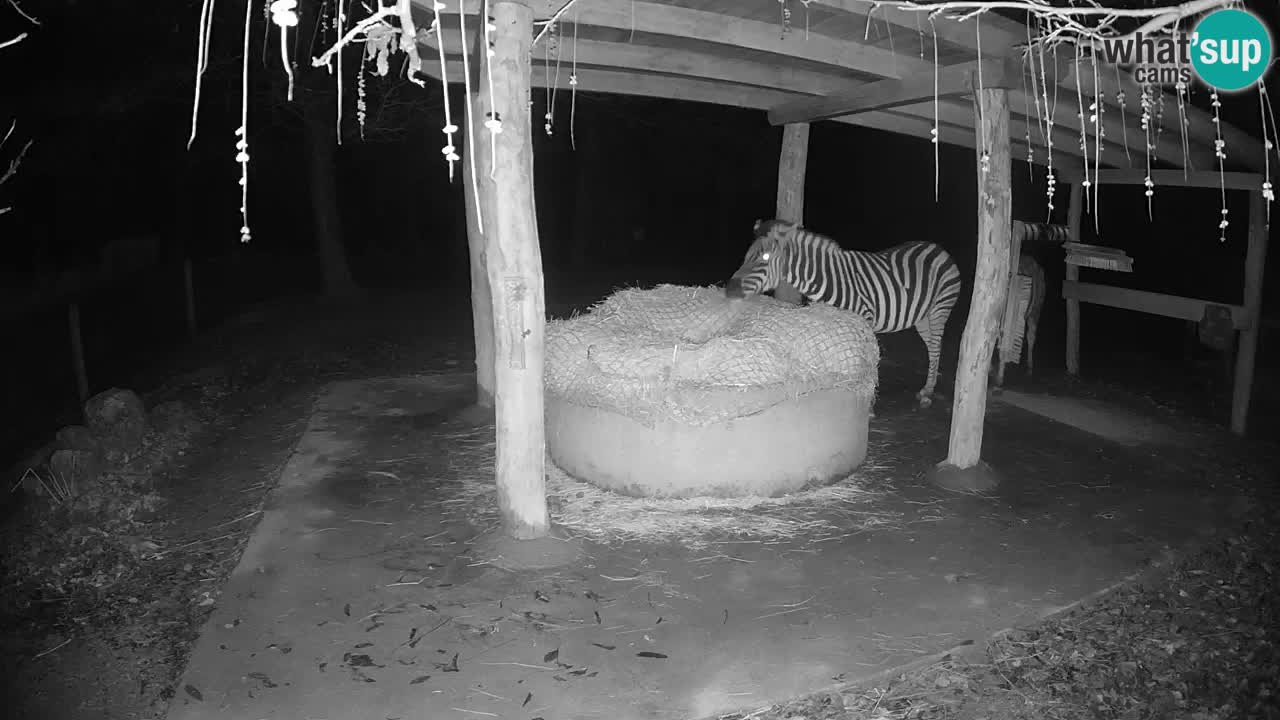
[570,12,580,150]
[270,0,299,101]
[235,0,253,244]
[336,0,347,144]
[187,0,216,149]
[1211,90,1229,242]
[929,15,939,200]
[0,120,33,216]
[1089,48,1102,233]
[1259,82,1276,225]
[1072,42,1090,213]
[459,2,483,232]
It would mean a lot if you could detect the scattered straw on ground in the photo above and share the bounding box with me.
[435,422,903,550]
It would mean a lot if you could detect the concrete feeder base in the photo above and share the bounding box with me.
[546,388,871,498]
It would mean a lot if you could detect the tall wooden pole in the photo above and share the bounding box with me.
[931,87,1011,493]
[1065,182,1084,375]
[68,303,89,407]
[474,0,550,539]
[773,123,809,305]
[183,258,198,338]
[463,87,496,407]
[1231,188,1269,435]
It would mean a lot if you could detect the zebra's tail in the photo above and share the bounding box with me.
[1013,221,1072,246]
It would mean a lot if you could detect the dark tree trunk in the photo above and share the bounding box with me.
[303,106,360,298]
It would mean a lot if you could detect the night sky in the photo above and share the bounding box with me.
[3,0,1279,462]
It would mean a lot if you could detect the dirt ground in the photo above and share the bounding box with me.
[1,288,1277,720]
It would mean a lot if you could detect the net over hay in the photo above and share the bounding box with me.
[545,285,879,498]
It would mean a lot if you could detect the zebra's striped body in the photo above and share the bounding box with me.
[992,221,1071,388]
[726,219,963,408]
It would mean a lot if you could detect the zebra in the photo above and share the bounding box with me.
[991,221,1072,389]
[725,218,963,408]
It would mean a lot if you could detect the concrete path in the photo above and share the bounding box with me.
[166,375,1246,720]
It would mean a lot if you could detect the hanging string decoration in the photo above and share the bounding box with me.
[270,0,299,101]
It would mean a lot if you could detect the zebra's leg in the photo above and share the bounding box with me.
[913,318,943,408]
[1025,311,1039,376]
[1025,270,1045,377]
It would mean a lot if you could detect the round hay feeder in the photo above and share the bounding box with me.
[545,285,879,498]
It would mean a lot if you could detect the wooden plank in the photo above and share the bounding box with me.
[811,0,1023,57]
[429,36,1081,168]
[428,0,1259,171]
[421,58,1036,159]
[1065,183,1083,375]
[1232,186,1269,435]
[773,123,809,306]
[442,0,912,79]
[424,31,854,98]
[1092,168,1264,191]
[1064,280,1247,326]
[768,57,1019,125]
[943,86,1011,480]
[477,0,549,539]
[426,10,1145,171]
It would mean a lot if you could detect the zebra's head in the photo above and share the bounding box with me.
[725,219,798,299]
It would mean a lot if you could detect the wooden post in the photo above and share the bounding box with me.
[773,123,809,305]
[931,87,1011,493]
[68,303,89,406]
[1231,188,1269,435]
[475,0,550,540]
[463,100,496,408]
[183,258,198,338]
[1065,182,1084,375]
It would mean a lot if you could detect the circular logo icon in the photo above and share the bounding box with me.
[1191,8,1273,92]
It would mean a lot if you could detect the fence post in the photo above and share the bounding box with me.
[68,302,89,408]
[184,257,198,338]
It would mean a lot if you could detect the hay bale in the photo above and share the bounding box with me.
[545,285,879,498]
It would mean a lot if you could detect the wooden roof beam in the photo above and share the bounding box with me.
[767,57,1020,125]
[810,1,1025,56]
[896,97,1136,170]
[419,58,1039,162]
[434,0,912,80]
[422,30,852,97]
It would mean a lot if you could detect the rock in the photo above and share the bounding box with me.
[55,425,102,455]
[84,388,150,463]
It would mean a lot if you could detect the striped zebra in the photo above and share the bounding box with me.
[991,221,1072,389]
[725,219,963,408]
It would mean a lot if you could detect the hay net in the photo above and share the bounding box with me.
[545,284,879,426]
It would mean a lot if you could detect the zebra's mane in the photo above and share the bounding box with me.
[793,226,846,255]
